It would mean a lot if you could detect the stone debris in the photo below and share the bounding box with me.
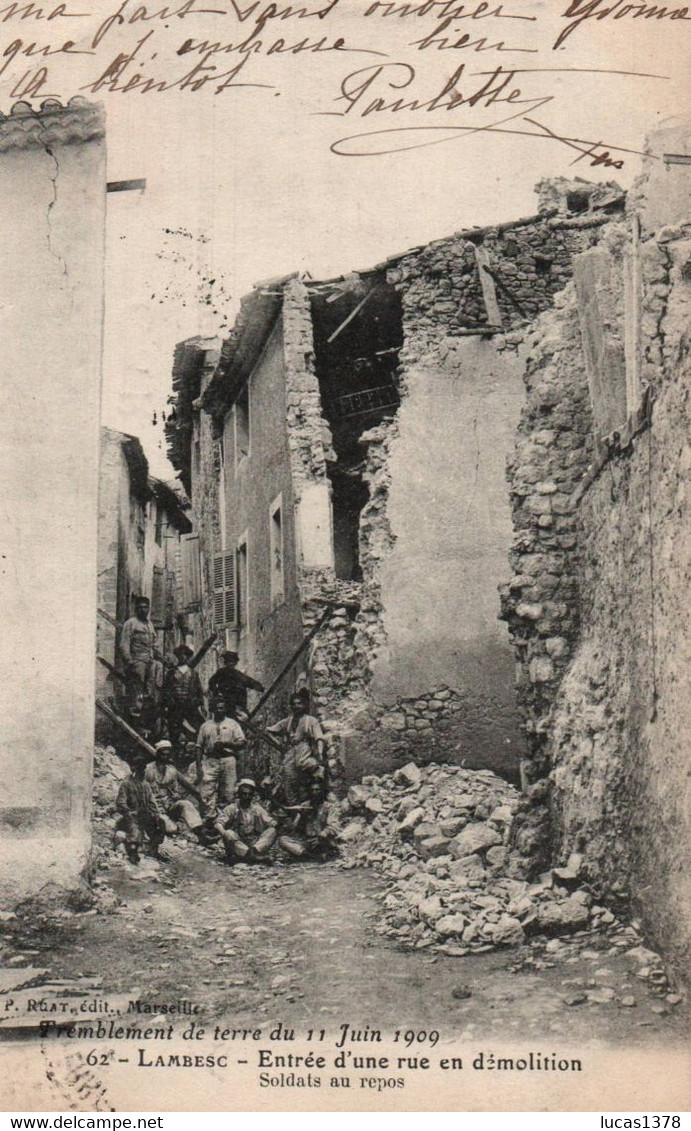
[335,761,673,966]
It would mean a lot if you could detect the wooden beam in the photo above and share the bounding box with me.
[107,179,147,193]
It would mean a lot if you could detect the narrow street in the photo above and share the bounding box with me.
[2,842,687,1048]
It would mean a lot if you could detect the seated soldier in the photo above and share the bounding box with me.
[145,740,205,839]
[278,781,340,862]
[115,754,166,864]
[213,779,277,865]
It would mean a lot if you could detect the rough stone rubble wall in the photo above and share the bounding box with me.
[502,147,691,971]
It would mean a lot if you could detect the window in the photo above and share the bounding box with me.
[235,384,250,468]
[270,494,285,607]
[212,550,237,630]
[236,535,249,635]
[151,566,167,629]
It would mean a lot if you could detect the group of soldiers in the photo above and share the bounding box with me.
[111,596,339,867]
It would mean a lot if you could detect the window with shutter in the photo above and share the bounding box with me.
[165,569,176,630]
[213,550,237,629]
[151,566,166,628]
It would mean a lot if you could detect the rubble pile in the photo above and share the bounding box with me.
[337,761,621,955]
[93,744,129,820]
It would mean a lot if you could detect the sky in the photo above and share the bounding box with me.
[85,0,690,478]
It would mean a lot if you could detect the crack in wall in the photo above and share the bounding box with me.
[42,139,69,283]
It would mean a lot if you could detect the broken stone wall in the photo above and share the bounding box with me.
[503,131,691,972]
[299,188,624,783]
[0,99,106,907]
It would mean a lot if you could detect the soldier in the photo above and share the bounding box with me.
[145,739,205,838]
[120,596,158,718]
[163,644,204,752]
[214,779,277,865]
[195,695,245,812]
[278,781,340,861]
[267,692,326,806]
[208,651,264,720]
[115,754,165,864]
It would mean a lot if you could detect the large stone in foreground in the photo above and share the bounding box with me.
[450,822,503,859]
[535,896,590,935]
[434,913,467,938]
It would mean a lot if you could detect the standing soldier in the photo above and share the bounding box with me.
[267,691,326,806]
[195,695,246,813]
[208,651,264,720]
[163,644,204,753]
[120,595,158,719]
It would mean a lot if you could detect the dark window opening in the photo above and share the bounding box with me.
[534,255,552,278]
[566,190,590,214]
[310,275,403,582]
[331,470,369,582]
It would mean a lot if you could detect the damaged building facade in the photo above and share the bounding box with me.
[166,175,629,784]
[97,427,193,699]
[166,130,690,969]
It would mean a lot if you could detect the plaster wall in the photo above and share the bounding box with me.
[0,101,106,906]
[371,340,525,775]
[221,321,305,716]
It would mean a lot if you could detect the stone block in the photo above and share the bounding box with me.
[439,817,467,838]
[418,835,452,860]
[347,785,369,813]
[535,896,590,935]
[394,762,422,789]
[486,845,509,868]
[397,807,426,836]
[490,915,524,946]
[364,797,384,820]
[450,822,502,858]
[448,854,486,883]
[413,822,441,844]
[418,895,445,923]
[516,602,543,621]
[434,913,467,938]
[381,713,406,731]
[529,656,556,683]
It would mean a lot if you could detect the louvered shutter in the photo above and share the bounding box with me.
[213,550,237,629]
[165,569,176,630]
[181,534,201,610]
[150,566,166,628]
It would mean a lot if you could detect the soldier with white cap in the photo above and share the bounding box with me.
[145,739,204,837]
[213,779,277,864]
